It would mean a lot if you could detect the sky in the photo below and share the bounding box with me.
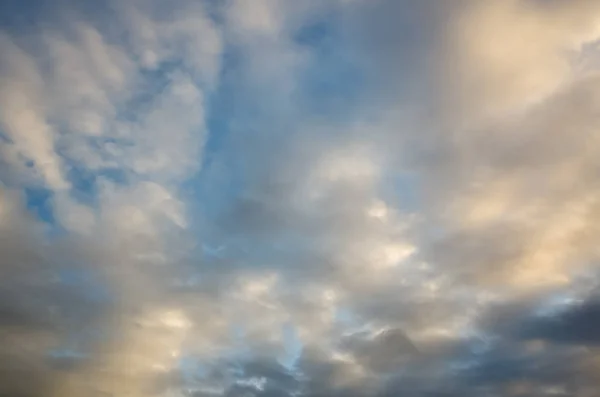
[2,0,600,396]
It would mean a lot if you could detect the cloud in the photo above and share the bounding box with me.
[519,295,600,345]
[440,0,600,125]
[4,0,600,396]
[0,33,67,190]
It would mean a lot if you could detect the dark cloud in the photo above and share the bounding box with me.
[340,328,418,373]
[520,298,600,345]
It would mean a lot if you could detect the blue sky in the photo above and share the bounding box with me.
[2,0,600,396]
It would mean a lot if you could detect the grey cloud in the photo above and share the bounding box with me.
[519,297,600,345]
[5,0,600,396]
[222,359,300,397]
[197,1,600,395]
[339,328,418,373]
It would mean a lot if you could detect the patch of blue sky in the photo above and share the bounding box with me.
[182,166,243,226]
[10,138,129,228]
[24,186,55,225]
[20,188,74,238]
[64,158,128,206]
[293,13,366,118]
[201,48,244,165]
[57,132,129,192]
[65,165,99,206]
[183,12,370,276]
[196,13,364,171]
[181,48,248,223]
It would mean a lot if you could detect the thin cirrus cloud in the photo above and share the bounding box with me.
[2,0,600,396]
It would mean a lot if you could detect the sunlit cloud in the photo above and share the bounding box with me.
[2,0,600,396]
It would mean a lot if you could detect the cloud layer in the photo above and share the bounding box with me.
[2,0,600,396]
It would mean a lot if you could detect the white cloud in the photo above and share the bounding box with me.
[442,0,600,125]
[0,34,67,190]
[6,0,600,396]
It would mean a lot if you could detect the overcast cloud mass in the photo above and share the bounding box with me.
[3,0,600,396]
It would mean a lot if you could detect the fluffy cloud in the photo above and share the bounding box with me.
[4,0,600,396]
